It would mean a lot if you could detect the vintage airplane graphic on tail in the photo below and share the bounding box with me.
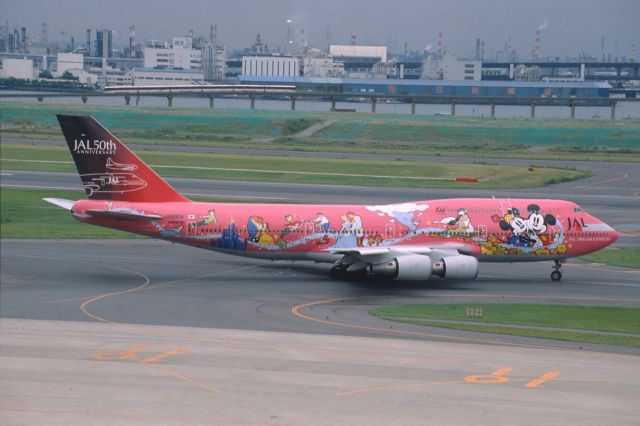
[46,115,618,281]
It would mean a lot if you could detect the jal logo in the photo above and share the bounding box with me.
[567,217,589,230]
[73,139,117,154]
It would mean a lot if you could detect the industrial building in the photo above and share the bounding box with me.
[0,57,34,79]
[241,55,299,77]
[56,53,83,76]
[303,56,345,78]
[202,44,227,81]
[95,29,113,59]
[422,55,481,81]
[143,37,201,69]
[329,44,387,63]
[131,68,204,86]
[239,75,611,98]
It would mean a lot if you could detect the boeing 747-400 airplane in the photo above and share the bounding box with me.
[45,115,618,281]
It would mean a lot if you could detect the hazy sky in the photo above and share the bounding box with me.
[2,0,638,59]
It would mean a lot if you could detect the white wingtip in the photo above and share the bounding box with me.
[43,198,75,211]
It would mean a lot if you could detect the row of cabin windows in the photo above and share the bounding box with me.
[181,226,609,238]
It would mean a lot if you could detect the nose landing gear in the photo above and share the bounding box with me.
[551,259,563,281]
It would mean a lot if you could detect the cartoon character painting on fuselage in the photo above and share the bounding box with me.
[151,200,571,258]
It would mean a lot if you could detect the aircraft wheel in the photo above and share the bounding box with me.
[551,270,562,281]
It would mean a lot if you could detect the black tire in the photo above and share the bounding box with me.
[551,270,562,281]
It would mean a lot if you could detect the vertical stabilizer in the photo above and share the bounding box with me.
[56,115,189,202]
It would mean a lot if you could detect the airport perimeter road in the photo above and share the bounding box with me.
[2,318,639,426]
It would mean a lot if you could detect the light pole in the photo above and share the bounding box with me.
[286,18,292,53]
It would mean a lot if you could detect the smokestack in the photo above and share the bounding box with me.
[41,22,48,45]
[481,40,485,61]
[532,20,548,61]
[86,29,91,56]
[532,29,540,60]
[351,34,356,45]
[129,25,135,58]
[438,32,443,57]
[21,27,27,53]
[13,28,19,53]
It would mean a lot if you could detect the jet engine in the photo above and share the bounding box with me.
[369,254,478,281]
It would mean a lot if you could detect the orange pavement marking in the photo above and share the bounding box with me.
[141,347,189,364]
[464,367,512,384]
[92,344,150,361]
[92,344,219,394]
[526,371,560,388]
[493,367,513,376]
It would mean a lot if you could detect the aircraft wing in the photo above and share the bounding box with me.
[327,243,469,259]
[85,209,162,222]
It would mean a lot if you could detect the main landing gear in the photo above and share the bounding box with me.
[551,259,563,281]
[329,263,348,279]
[329,263,366,280]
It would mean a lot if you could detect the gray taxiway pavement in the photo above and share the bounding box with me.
[1,147,639,424]
[3,318,639,426]
[1,239,639,425]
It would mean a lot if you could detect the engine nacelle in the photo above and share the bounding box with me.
[369,254,432,280]
[369,254,478,281]
[434,256,479,280]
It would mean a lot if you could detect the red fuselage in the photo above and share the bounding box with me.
[70,197,617,263]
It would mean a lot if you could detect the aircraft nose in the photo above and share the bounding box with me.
[599,219,618,247]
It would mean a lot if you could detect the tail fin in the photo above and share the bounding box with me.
[57,115,189,202]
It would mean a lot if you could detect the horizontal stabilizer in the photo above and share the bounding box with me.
[86,209,162,222]
[43,198,74,211]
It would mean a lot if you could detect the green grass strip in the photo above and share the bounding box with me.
[1,143,588,189]
[580,248,640,269]
[2,102,639,162]
[371,304,640,333]
[0,188,137,239]
[397,319,640,348]
[370,304,640,347]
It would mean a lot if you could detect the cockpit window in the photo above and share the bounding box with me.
[573,207,584,212]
